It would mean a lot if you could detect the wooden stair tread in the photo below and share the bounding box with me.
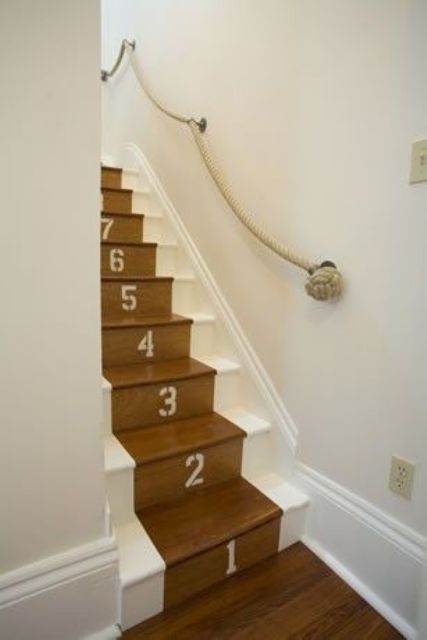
[102,275,173,282]
[101,240,157,247]
[117,412,245,464]
[101,186,132,194]
[102,314,192,330]
[139,477,282,567]
[104,357,216,389]
[101,165,122,172]
[101,211,144,219]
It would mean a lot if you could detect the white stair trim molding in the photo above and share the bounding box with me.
[0,533,119,640]
[297,462,426,639]
[220,407,271,437]
[125,143,299,455]
[114,517,165,630]
[250,473,310,551]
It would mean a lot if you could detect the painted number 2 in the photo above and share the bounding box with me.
[138,330,154,358]
[159,386,177,417]
[185,453,204,488]
[226,539,237,575]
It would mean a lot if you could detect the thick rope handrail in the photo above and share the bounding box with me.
[102,39,343,301]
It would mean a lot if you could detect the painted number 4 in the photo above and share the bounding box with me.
[138,330,154,358]
[159,386,177,417]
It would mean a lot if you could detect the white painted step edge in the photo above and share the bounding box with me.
[220,407,271,438]
[198,355,241,374]
[114,517,165,588]
[190,312,216,324]
[249,473,310,551]
[104,435,135,473]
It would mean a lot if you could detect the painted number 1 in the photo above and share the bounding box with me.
[226,539,237,575]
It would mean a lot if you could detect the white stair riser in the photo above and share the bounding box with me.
[242,432,274,480]
[172,280,194,315]
[106,469,135,527]
[280,507,308,551]
[142,216,163,243]
[155,245,177,275]
[122,171,149,192]
[103,384,112,436]
[121,572,164,631]
[132,191,150,213]
[214,370,241,412]
[190,322,215,359]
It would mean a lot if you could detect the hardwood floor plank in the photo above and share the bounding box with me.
[123,544,402,640]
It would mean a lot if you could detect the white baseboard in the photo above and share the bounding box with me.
[124,142,298,456]
[0,535,119,640]
[298,463,426,640]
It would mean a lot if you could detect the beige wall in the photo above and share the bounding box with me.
[0,0,106,571]
[102,0,427,536]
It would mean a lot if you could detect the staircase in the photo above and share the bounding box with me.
[101,163,309,630]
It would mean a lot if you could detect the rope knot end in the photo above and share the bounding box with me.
[305,261,343,301]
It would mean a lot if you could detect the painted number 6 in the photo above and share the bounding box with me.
[110,248,124,272]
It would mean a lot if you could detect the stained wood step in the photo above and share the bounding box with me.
[104,358,216,431]
[118,413,245,509]
[139,477,282,608]
[102,186,132,214]
[102,314,193,366]
[101,212,144,244]
[101,276,173,322]
[101,166,122,189]
[101,241,156,278]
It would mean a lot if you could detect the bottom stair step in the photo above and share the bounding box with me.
[139,477,282,608]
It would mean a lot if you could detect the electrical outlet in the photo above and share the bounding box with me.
[389,455,415,499]
[410,139,427,184]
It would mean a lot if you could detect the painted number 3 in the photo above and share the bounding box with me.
[158,386,177,417]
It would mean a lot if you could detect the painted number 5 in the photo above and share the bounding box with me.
[121,285,137,311]
[159,386,177,417]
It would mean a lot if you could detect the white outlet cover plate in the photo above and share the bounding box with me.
[410,139,427,184]
[389,454,415,499]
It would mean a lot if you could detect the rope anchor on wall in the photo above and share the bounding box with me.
[101,39,344,302]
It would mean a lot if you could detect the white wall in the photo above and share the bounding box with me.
[0,1,118,636]
[102,0,426,536]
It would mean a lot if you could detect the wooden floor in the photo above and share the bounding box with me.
[123,543,402,639]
